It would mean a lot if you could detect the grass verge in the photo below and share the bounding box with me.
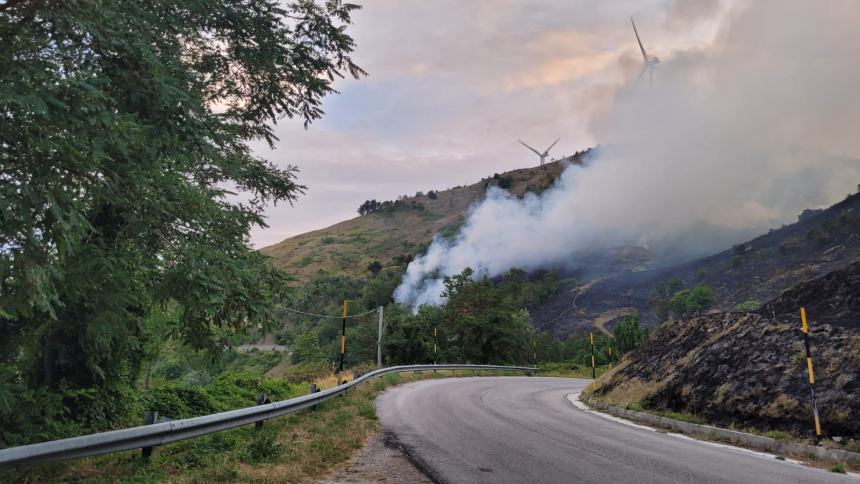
[1,369,532,483]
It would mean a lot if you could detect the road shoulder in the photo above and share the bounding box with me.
[316,432,433,484]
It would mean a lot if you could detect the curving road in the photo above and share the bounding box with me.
[377,377,855,484]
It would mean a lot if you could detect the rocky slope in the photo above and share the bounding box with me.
[592,262,860,439]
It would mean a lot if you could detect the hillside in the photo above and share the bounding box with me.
[260,151,591,283]
[532,191,860,336]
[591,262,860,439]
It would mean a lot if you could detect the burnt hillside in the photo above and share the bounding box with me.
[532,191,860,336]
[592,262,860,438]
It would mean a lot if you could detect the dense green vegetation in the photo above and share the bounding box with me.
[282,267,649,371]
[0,0,363,446]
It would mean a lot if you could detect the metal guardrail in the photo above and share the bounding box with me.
[0,364,536,468]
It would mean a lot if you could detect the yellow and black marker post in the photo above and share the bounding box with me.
[800,307,822,438]
[533,338,538,366]
[338,299,348,373]
[590,332,596,379]
[433,326,438,365]
[608,345,613,370]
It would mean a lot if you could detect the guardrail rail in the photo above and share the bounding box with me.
[0,364,536,468]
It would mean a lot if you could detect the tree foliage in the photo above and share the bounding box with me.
[0,0,363,442]
[612,315,647,353]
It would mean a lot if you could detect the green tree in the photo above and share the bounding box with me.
[650,277,684,320]
[292,332,324,364]
[685,284,716,313]
[670,284,716,317]
[612,315,646,353]
[0,0,364,439]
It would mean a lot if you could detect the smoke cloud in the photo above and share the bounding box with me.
[394,0,860,309]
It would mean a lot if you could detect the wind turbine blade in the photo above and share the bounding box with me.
[545,138,560,152]
[638,64,648,81]
[631,17,649,63]
[518,140,542,156]
[649,65,653,86]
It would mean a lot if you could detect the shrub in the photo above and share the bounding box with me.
[141,386,216,419]
[733,300,760,312]
[686,285,716,313]
[497,176,514,189]
[670,284,715,316]
[730,255,743,267]
[320,236,336,245]
[779,236,801,254]
[366,260,383,275]
[243,427,284,463]
[806,228,829,246]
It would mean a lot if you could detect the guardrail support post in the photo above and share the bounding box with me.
[255,393,270,430]
[141,411,158,459]
[310,383,320,410]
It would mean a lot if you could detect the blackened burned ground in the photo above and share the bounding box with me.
[532,192,860,336]
[593,262,860,438]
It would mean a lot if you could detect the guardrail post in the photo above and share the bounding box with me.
[310,383,320,410]
[141,411,158,459]
[255,393,270,430]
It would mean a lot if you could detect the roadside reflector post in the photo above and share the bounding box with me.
[590,332,596,379]
[608,346,613,370]
[338,299,348,374]
[800,307,822,439]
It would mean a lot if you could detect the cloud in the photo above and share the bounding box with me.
[251,1,725,248]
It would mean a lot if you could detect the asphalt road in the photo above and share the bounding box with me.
[376,377,855,484]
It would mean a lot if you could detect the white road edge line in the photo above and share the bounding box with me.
[564,392,860,476]
[565,393,656,432]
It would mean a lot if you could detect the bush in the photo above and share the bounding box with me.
[730,255,743,267]
[366,260,383,275]
[733,300,761,312]
[806,228,829,246]
[497,176,514,189]
[243,427,284,463]
[142,386,216,419]
[779,236,801,254]
[670,284,715,317]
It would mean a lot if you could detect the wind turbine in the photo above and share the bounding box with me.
[631,17,659,85]
[518,138,560,166]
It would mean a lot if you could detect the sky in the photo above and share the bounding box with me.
[249,0,732,248]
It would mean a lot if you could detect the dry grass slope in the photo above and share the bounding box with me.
[260,161,573,284]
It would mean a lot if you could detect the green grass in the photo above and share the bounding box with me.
[830,463,846,473]
[1,369,529,483]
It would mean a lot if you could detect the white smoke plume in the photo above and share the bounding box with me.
[394,0,860,309]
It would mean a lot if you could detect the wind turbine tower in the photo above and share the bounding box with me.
[518,138,560,166]
[631,17,660,85]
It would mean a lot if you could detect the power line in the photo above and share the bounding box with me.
[276,305,379,319]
